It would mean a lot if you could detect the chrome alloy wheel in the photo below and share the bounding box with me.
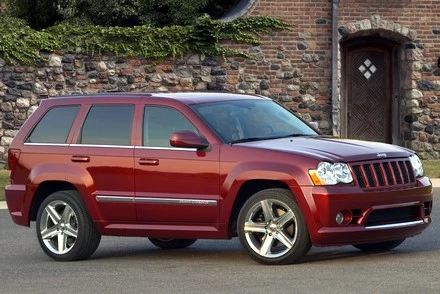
[244,199,298,258]
[39,200,78,255]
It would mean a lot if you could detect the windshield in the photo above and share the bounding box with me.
[191,99,318,143]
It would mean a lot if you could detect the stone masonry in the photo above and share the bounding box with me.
[0,0,440,164]
[0,50,332,166]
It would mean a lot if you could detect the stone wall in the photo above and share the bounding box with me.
[1,0,440,163]
[0,49,333,165]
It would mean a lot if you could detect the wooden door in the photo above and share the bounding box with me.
[346,46,392,143]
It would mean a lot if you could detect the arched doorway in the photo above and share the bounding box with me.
[342,38,400,144]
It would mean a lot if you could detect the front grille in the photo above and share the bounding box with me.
[365,206,420,227]
[351,159,416,188]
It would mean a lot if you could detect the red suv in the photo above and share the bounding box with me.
[5,92,433,265]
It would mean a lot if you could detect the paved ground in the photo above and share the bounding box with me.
[0,185,439,293]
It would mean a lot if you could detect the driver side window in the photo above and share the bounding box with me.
[143,106,199,147]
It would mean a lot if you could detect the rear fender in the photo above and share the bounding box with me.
[28,163,101,221]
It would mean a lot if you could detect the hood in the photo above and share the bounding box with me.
[237,136,413,162]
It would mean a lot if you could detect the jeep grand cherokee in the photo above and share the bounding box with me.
[5,92,433,265]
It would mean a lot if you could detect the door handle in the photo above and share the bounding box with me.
[139,158,159,166]
[71,156,90,163]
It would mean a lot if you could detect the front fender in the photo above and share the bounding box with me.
[219,161,311,222]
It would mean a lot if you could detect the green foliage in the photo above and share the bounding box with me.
[135,0,236,27]
[6,0,238,29]
[0,15,290,65]
[0,17,61,64]
[0,170,10,201]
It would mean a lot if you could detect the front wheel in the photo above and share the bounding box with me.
[149,238,197,249]
[352,239,406,252]
[238,188,311,265]
[36,190,101,261]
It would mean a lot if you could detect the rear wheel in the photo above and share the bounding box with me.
[149,238,197,249]
[352,239,406,252]
[238,188,311,265]
[36,190,101,261]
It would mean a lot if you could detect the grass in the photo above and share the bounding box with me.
[422,160,440,178]
[0,161,438,202]
[0,170,9,201]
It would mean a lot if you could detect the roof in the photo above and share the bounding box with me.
[45,92,269,105]
[151,92,269,104]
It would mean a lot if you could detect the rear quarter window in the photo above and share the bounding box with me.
[26,105,80,144]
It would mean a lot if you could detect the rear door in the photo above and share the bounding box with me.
[69,102,136,221]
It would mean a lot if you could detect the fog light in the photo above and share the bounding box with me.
[335,210,353,225]
[336,212,344,225]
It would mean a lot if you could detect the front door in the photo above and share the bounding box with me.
[346,44,393,143]
[134,104,220,223]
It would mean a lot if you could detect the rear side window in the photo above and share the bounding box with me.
[26,106,80,144]
[79,105,134,146]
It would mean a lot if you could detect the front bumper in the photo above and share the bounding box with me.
[293,177,433,246]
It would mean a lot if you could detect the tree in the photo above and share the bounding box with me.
[6,0,63,29]
[6,0,238,29]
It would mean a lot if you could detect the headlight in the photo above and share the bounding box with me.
[409,154,423,178]
[309,162,353,185]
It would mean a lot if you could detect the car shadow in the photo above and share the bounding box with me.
[88,237,440,265]
[89,238,251,264]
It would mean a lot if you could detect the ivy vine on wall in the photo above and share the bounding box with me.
[0,15,290,65]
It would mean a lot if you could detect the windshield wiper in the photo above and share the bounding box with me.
[229,134,316,144]
[271,133,315,139]
[229,137,269,144]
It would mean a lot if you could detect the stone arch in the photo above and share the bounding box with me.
[337,15,426,150]
[219,0,257,21]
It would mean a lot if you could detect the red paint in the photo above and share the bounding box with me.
[5,92,433,248]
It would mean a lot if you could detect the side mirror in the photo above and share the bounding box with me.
[170,131,209,150]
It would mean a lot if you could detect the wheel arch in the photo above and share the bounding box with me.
[29,181,78,221]
[27,163,99,222]
[227,179,291,237]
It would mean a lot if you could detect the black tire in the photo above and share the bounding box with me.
[238,188,311,265]
[149,238,197,249]
[36,190,101,261]
[352,239,406,252]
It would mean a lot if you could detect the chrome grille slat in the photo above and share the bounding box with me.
[399,161,409,183]
[405,160,416,182]
[373,163,385,186]
[351,159,415,188]
[391,162,402,184]
[382,162,394,185]
[364,164,375,187]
